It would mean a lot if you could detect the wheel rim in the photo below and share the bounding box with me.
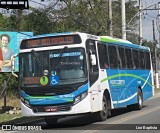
[139,94,142,106]
[102,98,107,116]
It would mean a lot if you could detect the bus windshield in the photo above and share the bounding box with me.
[19,48,87,86]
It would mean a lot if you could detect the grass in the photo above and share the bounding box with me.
[0,96,42,124]
[0,96,21,123]
[155,88,160,94]
[0,113,22,123]
[0,96,21,109]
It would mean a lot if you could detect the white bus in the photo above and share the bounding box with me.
[15,32,154,125]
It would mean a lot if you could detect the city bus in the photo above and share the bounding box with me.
[14,32,154,125]
[0,0,29,10]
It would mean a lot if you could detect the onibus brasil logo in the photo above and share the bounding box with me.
[0,0,29,10]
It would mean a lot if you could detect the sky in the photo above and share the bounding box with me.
[141,0,160,42]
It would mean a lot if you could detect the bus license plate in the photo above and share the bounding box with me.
[45,106,58,112]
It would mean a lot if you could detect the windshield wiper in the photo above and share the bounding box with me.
[31,49,43,71]
[54,46,68,69]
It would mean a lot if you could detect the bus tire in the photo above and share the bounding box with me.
[134,89,143,110]
[21,7,24,10]
[96,95,109,121]
[6,6,10,10]
[44,117,58,125]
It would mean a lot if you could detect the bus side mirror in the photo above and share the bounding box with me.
[11,54,18,78]
[90,54,97,66]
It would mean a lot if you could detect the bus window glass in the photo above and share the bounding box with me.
[19,2,24,4]
[7,1,12,4]
[1,1,6,4]
[139,51,145,69]
[13,2,18,4]
[132,49,139,69]
[125,48,133,69]
[145,52,151,69]
[118,47,126,69]
[108,45,118,69]
[98,43,109,69]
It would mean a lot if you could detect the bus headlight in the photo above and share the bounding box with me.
[81,91,88,100]
[20,96,24,102]
[74,96,81,105]
[24,99,30,107]
[74,91,88,105]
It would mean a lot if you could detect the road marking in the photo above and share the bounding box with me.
[82,105,160,133]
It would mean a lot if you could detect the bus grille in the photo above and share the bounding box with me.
[31,104,72,113]
[21,87,76,96]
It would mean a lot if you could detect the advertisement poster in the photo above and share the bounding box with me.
[0,32,33,72]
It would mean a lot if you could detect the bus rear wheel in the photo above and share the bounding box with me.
[134,89,143,110]
[44,117,58,125]
[96,95,110,121]
[127,89,143,110]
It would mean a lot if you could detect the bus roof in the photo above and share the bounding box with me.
[100,36,150,51]
[23,32,150,51]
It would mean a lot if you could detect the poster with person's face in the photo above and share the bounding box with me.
[0,32,33,72]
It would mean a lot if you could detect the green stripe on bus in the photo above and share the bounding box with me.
[101,74,152,87]
[100,37,120,43]
[25,96,73,102]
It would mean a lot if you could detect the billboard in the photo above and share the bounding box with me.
[0,32,33,72]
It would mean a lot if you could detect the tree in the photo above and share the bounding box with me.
[23,8,52,35]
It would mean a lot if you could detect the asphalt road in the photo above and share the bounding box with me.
[2,93,160,133]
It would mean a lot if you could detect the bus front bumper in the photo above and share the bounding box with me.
[21,96,91,116]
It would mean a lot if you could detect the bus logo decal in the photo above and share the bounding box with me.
[0,0,29,10]
[40,76,49,85]
[110,80,125,86]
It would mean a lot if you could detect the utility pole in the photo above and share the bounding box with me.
[153,20,159,89]
[108,0,113,37]
[17,9,23,31]
[121,0,126,40]
[139,0,143,45]
[158,2,160,48]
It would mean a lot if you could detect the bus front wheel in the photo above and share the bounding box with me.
[44,117,58,125]
[96,95,110,121]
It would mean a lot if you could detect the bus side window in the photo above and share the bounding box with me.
[118,47,126,69]
[98,43,109,69]
[139,50,145,69]
[132,49,139,69]
[145,52,151,70]
[125,48,133,69]
[108,45,118,69]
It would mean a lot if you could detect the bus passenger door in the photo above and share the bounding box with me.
[86,39,100,112]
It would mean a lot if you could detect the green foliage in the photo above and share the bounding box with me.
[23,8,52,35]
[0,73,18,96]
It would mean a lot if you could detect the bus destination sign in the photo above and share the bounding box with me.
[20,35,81,49]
